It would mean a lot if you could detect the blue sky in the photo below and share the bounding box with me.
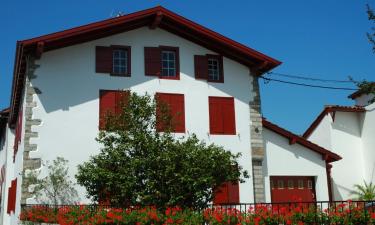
[1,0,374,134]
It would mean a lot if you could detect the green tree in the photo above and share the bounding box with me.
[367,4,375,52]
[76,92,248,209]
[347,6,375,104]
[25,157,79,205]
[350,180,375,201]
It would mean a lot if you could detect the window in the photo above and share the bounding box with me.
[194,54,223,82]
[298,180,304,189]
[288,180,294,189]
[161,50,176,77]
[277,180,284,189]
[213,181,239,204]
[96,45,131,76]
[112,48,128,75]
[156,93,185,133]
[99,90,129,130]
[208,57,220,81]
[208,97,236,135]
[307,180,313,189]
[144,46,179,79]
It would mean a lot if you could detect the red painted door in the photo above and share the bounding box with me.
[270,176,316,203]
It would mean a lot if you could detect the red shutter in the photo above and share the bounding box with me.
[213,181,239,204]
[194,55,208,80]
[156,93,185,133]
[222,98,236,134]
[99,90,116,130]
[7,179,17,214]
[227,181,240,203]
[99,90,128,129]
[209,97,235,135]
[144,47,161,76]
[213,182,228,204]
[115,91,129,115]
[96,46,112,73]
[209,97,223,134]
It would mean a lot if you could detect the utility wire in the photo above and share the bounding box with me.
[266,71,358,83]
[260,76,358,91]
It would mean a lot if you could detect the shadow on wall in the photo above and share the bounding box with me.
[32,40,254,114]
[332,180,353,201]
[331,112,362,138]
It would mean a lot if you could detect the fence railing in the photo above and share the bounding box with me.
[20,201,375,224]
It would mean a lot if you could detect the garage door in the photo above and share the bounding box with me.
[270,176,316,203]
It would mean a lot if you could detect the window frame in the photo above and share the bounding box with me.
[159,46,180,80]
[110,45,131,77]
[206,54,224,83]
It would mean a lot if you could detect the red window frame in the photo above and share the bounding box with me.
[156,93,185,133]
[144,46,180,80]
[208,97,236,135]
[111,45,131,77]
[194,54,224,83]
[159,46,180,80]
[206,54,224,83]
[95,45,131,77]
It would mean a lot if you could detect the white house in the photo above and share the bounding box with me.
[303,87,375,201]
[0,6,342,225]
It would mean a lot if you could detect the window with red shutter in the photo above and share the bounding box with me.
[96,46,131,76]
[156,93,185,133]
[194,54,223,82]
[209,97,236,135]
[213,181,239,204]
[144,46,180,79]
[99,90,129,130]
[7,178,17,214]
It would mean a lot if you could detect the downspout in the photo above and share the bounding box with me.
[325,161,333,202]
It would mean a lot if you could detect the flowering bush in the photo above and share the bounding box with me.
[20,201,375,225]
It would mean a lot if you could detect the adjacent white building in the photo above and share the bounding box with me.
[303,91,375,201]
[0,6,353,225]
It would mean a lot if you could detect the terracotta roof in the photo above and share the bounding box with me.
[302,105,366,138]
[8,6,281,127]
[348,82,375,99]
[263,118,341,163]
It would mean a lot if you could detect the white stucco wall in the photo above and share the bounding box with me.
[262,128,329,202]
[355,93,374,107]
[307,110,367,201]
[330,112,365,201]
[28,27,256,204]
[307,114,332,150]
[361,102,375,183]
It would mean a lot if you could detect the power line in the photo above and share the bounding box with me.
[260,76,358,91]
[266,71,358,83]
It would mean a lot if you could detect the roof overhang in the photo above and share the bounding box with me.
[8,6,281,127]
[0,108,10,136]
[302,105,366,139]
[263,118,342,163]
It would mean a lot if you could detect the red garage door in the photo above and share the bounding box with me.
[270,176,316,203]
